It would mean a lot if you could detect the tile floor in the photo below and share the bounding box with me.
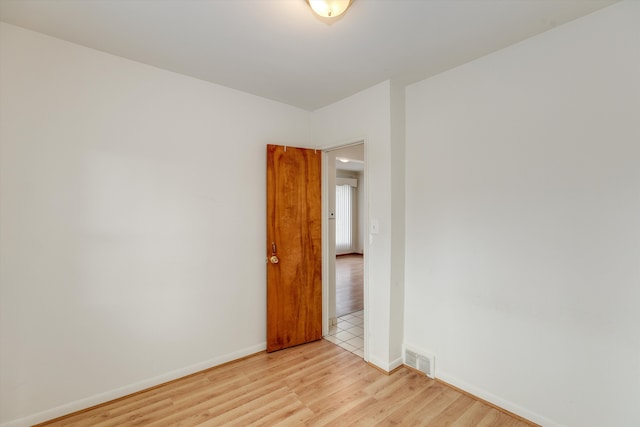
[324,310,364,358]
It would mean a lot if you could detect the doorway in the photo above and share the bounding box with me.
[322,142,366,359]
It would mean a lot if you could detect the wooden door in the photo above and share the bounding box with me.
[266,144,322,352]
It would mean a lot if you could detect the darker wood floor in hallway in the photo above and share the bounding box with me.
[336,254,363,317]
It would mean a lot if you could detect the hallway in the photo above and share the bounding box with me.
[335,254,363,317]
[327,254,364,358]
[324,310,364,358]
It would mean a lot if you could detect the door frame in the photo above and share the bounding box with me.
[320,138,369,361]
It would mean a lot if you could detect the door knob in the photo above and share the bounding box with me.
[270,255,279,264]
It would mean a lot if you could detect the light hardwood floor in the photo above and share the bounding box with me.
[336,254,363,317]
[38,340,535,426]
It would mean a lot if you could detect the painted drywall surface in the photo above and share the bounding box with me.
[312,81,403,370]
[0,23,310,425]
[356,171,365,254]
[404,2,640,426]
[388,80,405,363]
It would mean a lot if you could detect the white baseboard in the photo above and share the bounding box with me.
[436,370,562,427]
[368,354,404,373]
[3,345,558,427]
[1,343,266,427]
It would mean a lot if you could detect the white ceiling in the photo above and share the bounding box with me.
[334,143,364,171]
[0,0,617,111]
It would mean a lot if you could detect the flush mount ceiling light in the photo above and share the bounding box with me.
[307,0,352,18]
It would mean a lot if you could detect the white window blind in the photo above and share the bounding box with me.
[336,184,356,253]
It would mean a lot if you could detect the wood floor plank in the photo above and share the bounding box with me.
[477,408,524,427]
[337,371,429,425]
[286,350,364,399]
[450,400,494,426]
[245,398,313,427]
[145,380,285,426]
[303,369,381,425]
[424,393,477,426]
[193,388,295,427]
[393,386,462,425]
[39,340,537,427]
[376,380,444,426]
[336,254,363,316]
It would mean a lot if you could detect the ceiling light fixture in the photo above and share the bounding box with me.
[337,157,350,163]
[307,0,352,18]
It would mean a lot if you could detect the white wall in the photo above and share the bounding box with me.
[404,2,640,426]
[312,81,405,371]
[0,23,310,426]
[389,80,405,362]
[356,170,365,254]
